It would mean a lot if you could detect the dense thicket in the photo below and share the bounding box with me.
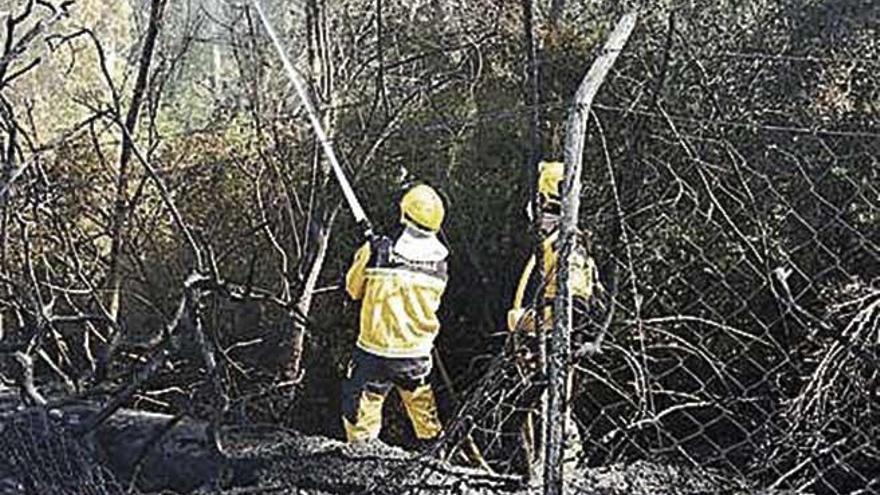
[0,0,877,492]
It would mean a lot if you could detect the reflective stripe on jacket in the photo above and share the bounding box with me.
[507,231,595,332]
[346,228,448,358]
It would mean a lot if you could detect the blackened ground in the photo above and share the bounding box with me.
[0,391,734,495]
[202,428,732,495]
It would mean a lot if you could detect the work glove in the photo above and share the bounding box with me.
[357,218,376,243]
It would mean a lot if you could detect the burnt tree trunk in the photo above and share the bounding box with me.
[545,13,637,495]
[287,0,338,382]
[105,0,168,360]
[520,0,547,479]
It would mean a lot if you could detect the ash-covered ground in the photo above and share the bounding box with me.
[0,392,735,495]
[204,429,732,495]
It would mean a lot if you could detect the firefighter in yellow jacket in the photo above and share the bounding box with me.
[508,161,598,335]
[342,184,448,444]
[508,160,602,469]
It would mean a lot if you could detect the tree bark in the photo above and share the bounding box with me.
[287,218,331,382]
[210,0,225,99]
[286,0,337,383]
[106,0,168,328]
[549,0,565,31]
[520,0,546,479]
[545,13,637,495]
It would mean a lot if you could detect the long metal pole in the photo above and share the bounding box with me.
[251,0,370,228]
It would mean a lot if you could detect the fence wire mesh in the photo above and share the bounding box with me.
[0,410,126,495]
[1,2,877,495]
[434,3,880,494]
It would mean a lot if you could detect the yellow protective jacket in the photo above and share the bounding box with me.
[346,228,449,358]
[507,231,596,332]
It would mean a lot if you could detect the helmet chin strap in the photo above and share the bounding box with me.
[525,201,560,234]
[400,215,434,236]
[540,213,560,235]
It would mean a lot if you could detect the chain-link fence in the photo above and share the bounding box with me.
[1,2,877,494]
[0,409,126,495]
[437,2,880,493]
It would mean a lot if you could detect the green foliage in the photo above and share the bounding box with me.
[1,0,878,489]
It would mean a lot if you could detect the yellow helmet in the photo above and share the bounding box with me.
[537,160,564,205]
[400,184,445,232]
